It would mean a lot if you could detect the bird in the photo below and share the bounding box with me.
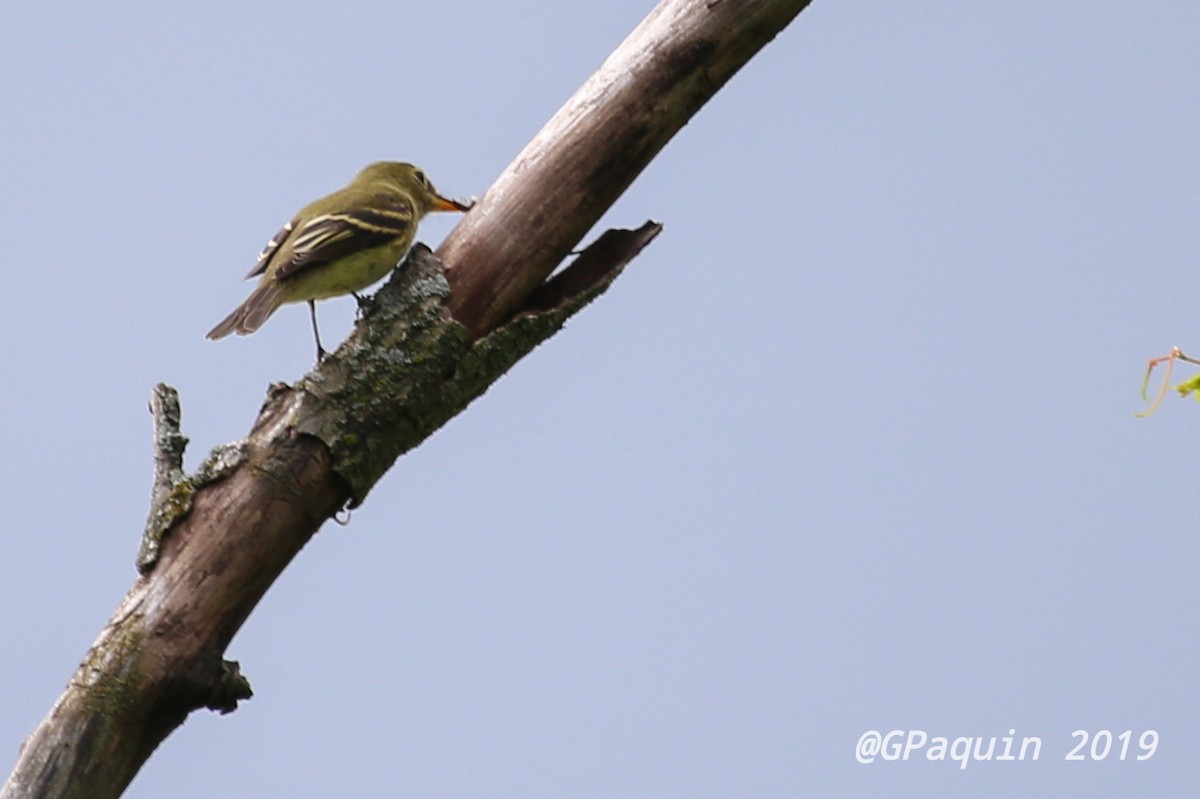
[206,161,470,362]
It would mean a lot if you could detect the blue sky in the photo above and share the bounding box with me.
[1,2,1197,796]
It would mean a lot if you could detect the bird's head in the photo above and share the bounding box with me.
[357,161,471,214]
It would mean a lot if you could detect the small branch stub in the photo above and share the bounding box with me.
[137,395,247,574]
[207,661,253,714]
[137,384,189,572]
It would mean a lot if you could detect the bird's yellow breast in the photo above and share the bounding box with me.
[272,238,412,303]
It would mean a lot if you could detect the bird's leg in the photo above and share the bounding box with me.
[309,300,328,363]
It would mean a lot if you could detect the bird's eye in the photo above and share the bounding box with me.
[413,170,428,186]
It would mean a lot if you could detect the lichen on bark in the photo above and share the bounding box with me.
[292,236,643,507]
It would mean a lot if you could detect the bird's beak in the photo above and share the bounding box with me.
[434,194,473,212]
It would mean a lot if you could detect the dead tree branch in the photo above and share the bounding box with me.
[1,2,812,797]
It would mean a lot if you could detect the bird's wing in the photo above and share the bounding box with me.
[272,196,415,282]
[245,220,296,279]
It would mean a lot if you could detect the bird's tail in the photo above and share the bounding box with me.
[206,283,285,340]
